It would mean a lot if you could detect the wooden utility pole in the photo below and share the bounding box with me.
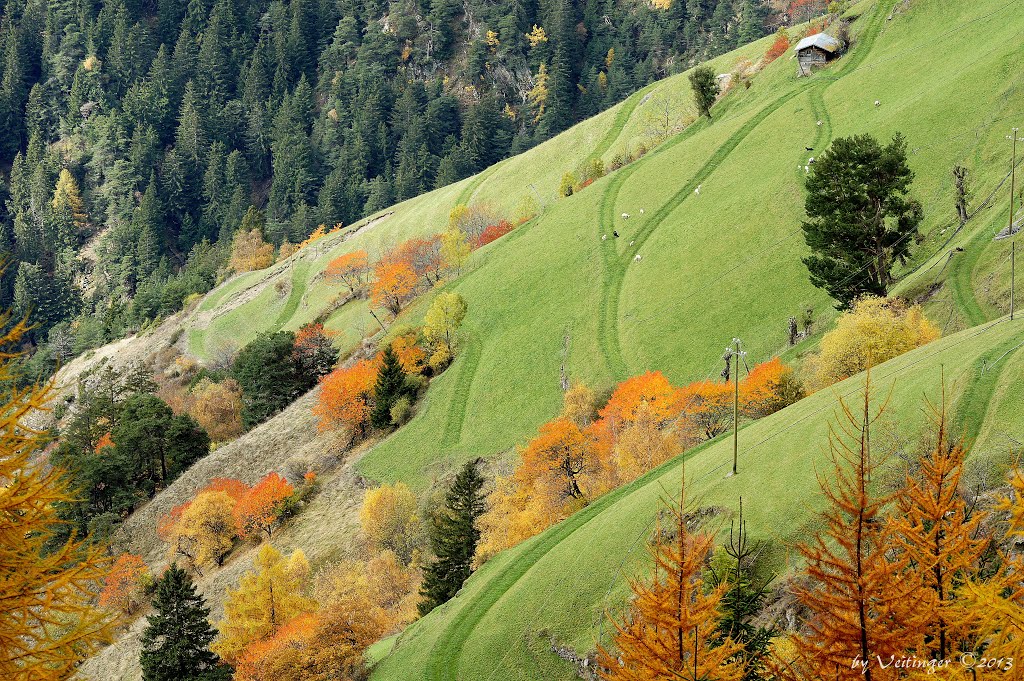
[730,338,746,476]
[1009,128,1020,320]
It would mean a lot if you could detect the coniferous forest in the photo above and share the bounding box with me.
[0,0,772,373]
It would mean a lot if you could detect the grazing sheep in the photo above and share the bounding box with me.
[804,166,810,173]
[639,208,645,215]
[602,234,607,241]
[808,157,815,164]
[874,100,880,107]
[694,184,701,195]
[629,240,635,246]
[634,254,642,262]
[816,120,822,126]
[613,230,619,238]
[621,212,630,219]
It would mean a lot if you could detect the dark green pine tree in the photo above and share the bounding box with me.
[419,460,487,615]
[371,344,407,429]
[140,566,232,681]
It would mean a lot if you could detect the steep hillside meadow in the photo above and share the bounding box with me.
[58,0,1024,678]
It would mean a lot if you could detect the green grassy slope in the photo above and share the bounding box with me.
[372,316,1024,681]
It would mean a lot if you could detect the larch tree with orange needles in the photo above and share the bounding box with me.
[597,478,743,681]
[324,250,370,293]
[889,395,988,660]
[0,318,114,677]
[99,553,151,615]
[776,379,926,681]
[371,261,417,315]
[233,472,295,539]
[313,358,378,437]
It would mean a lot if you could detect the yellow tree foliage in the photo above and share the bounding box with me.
[190,378,245,442]
[475,475,552,565]
[561,382,597,428]
[277,241,299,261]
[440,227,471,275]
[0,318,113,677]
[597,478,743,681]
[809,296,939,388]
[776,379,927,680]
[528,63,549,122]
[52,168,88,230]
[613,402,681,483]
[889,397,988,660]
[214,544,315,663]
[315,550,421,634]
[525,24,547,47]
[423,292,467,356]
[230,229,275,272]
[360,482,423,564]
[171,490,238,571]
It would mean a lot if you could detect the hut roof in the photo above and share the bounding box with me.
[793,33,842,54]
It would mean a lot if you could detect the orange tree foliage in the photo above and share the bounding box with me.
[741,357,804,418]
[313,358,378,437]
[776,380,926,680]
[324,250,369,293]
[392,333,426,374]
[233,472,295,539]
[95,431,114,453]
[387,235,444,285]
[190,378,245,442]
[598,371,682,429]
[0,318,113,677]
[597,479,743,681]
[230,228,275,272]
[472,220,515,249]
[888,398,989,660]
[612,403,682,483]
[517,417,597,502]
[370,261,417,315]
[214,544,315,663]
[765,27,790,62]
[99,554,151,615]
[475,474,553,563]
[678,379,733,442]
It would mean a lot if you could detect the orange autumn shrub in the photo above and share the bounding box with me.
[392,334,426,374]
[313,358,378,436]
[370,262,417,315]
[324,250,369,293]
[765,27,790,63]
[99,554,150,615]
[233,473,295,539]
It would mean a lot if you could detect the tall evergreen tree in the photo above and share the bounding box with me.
[419,459,487,615]
[371,344,407,429]
[139,566,232,681]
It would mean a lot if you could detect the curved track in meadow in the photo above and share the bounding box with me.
[415,5,891,678]
[594,1,883,380]
[439,329,483,449]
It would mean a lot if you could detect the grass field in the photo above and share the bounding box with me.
[74,0,1024,677]
[371,316,1024,680]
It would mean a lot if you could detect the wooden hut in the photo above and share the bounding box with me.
[794,33,843,76]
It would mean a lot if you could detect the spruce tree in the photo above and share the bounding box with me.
[419,459,487,615]
[371,345,407,429]
[140,566,232,681]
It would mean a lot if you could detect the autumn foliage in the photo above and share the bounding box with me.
[313,358,378,435]
[371,261,417,315]
[324,250,369,293]
[99,554,151,615]
[478,364,800,562]
[765,27,790,63]
[0,318,113,677]
[598,478,743,681]
[233,472,295,539]
[230,228,275,272]
[472,220,515,249]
